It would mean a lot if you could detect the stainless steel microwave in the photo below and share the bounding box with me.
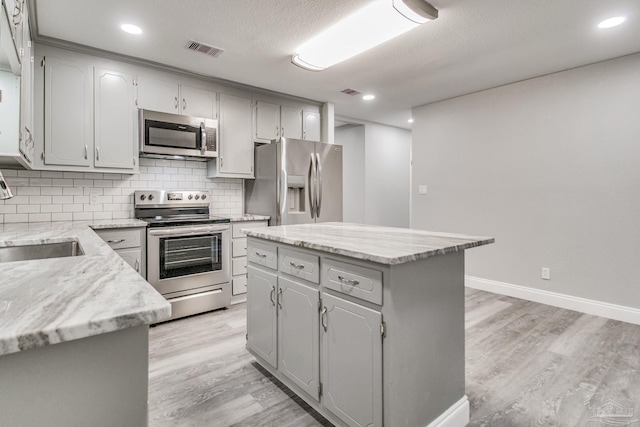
[139,109,218,160]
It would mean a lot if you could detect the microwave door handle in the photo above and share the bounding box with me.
[200,122,206,155]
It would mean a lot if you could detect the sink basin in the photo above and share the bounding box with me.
[0,241,85,262]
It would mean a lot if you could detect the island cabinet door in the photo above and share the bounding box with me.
[321,293,383,427]
[246,265,278,368]
[277,276,320,401]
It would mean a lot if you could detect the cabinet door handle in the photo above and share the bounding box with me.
[277,288,283,309]
[183,98,187,111]
[275,126,279,137]
[84,145,88,160]
[321,306,328,331]
[255,251,267,258]
[174,96,178,109]
[96,147,100,161]
[270,285,276,306]
[107,239,126,244]
[289,261,305,269]
[303,130,307,140]
[338,275,360,286]
[282,127,285,137]
[134,259,140,272]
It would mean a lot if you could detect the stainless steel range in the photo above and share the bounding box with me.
[135,190,230,322]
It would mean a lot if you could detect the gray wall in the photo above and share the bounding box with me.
[336,121,411,228]
[336,124,366,223]
[411,53,640,308]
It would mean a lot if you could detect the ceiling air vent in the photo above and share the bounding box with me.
[185,40,224,58]
[341,88,361,96]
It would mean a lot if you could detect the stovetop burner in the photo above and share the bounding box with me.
[134,190,230,227]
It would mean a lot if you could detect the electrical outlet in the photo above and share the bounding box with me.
[418,185,428,195]
[541,267,551,280]
[90,194,99,205]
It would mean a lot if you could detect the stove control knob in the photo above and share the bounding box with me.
[148,194,154,201]
[140,194,146,201]
[188,194,193,200]
[201,194,207,200]
[195,194,200,200]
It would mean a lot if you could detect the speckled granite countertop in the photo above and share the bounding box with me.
[0,219,170,357]
[244,222,494,265]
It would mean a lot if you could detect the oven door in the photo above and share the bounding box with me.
[147,224,230,295]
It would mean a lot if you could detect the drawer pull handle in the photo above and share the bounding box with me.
[338,275,360,286]
[289,261,305,269]
[255,251,267,258]
[107,239,126,244]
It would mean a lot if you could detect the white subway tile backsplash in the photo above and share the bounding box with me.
[0,159,244,224]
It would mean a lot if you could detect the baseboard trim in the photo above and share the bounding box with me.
[427,396,469,427]
[466,276,640,325]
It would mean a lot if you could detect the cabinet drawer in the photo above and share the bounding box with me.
[247,240,278,270]
[232,220,268,238]
[95,228,141,250]
[279,248,320,284]
[232,238,247,257]
[116,248,142,275]
[233,257,247,276]
[323,259,383,305]
[232,276,247,295]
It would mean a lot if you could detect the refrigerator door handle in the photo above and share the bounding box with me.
[280,169,288,220]
[309,153,316,218]
[315,152,322,219]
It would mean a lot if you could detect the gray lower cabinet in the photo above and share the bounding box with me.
[246,240,384,427]
[93,226,146,278]
[231,221,269,299]
[321,292,382,427]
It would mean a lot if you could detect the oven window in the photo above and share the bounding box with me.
[159,233,222,279]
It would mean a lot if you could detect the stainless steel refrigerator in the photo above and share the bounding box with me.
[245,138,343,226]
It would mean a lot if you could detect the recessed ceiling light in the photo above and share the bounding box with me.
[121,24,142,35]
[408,118,414,123]
[598,16,626,29]
[363,94,375,101]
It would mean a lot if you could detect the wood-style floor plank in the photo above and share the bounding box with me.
[148,288,640,426]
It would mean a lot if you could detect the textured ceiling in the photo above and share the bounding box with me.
[32,0,640,129]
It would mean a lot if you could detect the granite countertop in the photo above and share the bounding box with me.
[244,222,494,265]
[228,214,270,222]
[0,219,171,357]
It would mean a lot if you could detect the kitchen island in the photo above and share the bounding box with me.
[244,222,494,427]
[0,220,171,427]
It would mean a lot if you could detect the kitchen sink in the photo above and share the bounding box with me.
[0,241,85,263]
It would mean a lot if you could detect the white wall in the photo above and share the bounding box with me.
[335,120,411,228]
[411,53,640,309]
[0,158,243,224]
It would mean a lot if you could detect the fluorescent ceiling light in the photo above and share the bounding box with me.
[121,24,142,35]
[292,0,437,71]
[363,94,376,100]
[598,16,626,28]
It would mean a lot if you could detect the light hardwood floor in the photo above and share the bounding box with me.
[148,288,640,426]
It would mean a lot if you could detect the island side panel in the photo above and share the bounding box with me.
[0,325,149,427]
[383,251,467,427]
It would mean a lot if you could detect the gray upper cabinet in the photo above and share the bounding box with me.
[207,92,254,178]
[137,78,218,119]
[180,84,217,119]
[43,56,92,167]
[137,76,179,114]
[94,68,137,169]
[280,106,303,140]
[255,100,280,141]
[302,110,321,142]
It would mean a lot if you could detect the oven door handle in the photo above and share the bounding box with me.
[148,225,229,237]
